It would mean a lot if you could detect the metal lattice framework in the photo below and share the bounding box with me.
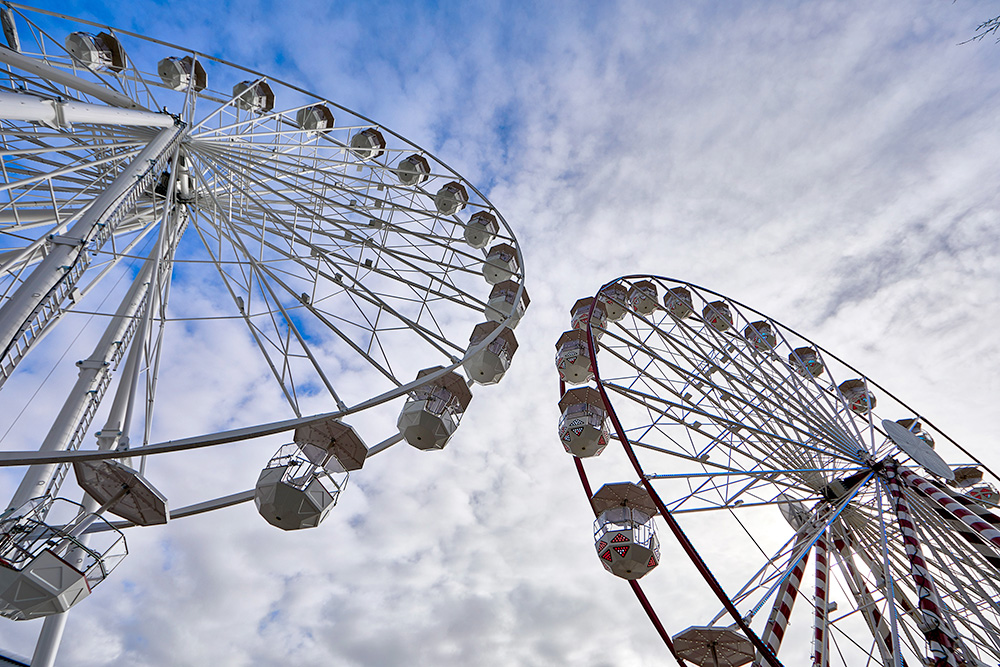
[559,275,1000,667]
[0,5,525,665]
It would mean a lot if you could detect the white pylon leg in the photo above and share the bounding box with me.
[6,242,161,509]
[30,613,68,667]
[0,123,182,387]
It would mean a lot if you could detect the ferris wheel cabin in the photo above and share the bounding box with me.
[591,482,660,580]
[598,281,628,321]
[64,32,125,72]
[254,422,362,531]
[397,367,473,451]
[570,297,606,339]
[838,379,876,415]
[788,346,824,377]
[157,55,207,91]
[463,211,500,249]
[232,80,275,113]
[743,320,776,351]
[463,321,518,385]
[0,498,126,620]
[394,154,430,186]
[558,386,610,458]
[702,300,733,332]
[434,181,469,216]
[482,243,519,284]
[296,104,335,133]
[485,280,530,329]
[663,286,694,319]
[555,329,594,385]
[347,127,386,160]
[627,280,658,315]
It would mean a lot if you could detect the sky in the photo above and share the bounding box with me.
[2,1,1000,665]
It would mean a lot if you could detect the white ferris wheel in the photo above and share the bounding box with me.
[556,275,1000,667]
[0,4,527,665]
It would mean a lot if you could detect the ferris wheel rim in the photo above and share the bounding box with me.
[0,4,527,436]
[0,0,524,271]
[587,273,983,475]
[571,274,999,667]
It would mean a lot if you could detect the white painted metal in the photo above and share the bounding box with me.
[0,6,525,664]
[0,91,173,128]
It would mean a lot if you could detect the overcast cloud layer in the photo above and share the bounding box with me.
[1,1,999,665]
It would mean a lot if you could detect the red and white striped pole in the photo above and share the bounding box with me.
[754,532,811,666]
[812,531,830,667]
[884,462,959,667]
[900,469,1000,571]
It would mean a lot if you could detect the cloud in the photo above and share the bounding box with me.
[1,1,998,665]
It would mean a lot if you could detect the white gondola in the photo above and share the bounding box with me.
[788,346,823,377]
[743,320,776,351]
[434,181,469,215]
[74,459,168,526]
[397,367,473,450]
[65,31,125,72]
[558,386,610,458]
[463,321,518,385]
[627,280,658,315]
[293,418,367,473]
[591,482,660,580]
[896,418,935,449]
[598,281,628,322]
[482,243,519,284]
[953,466,984,488]
[464,210,499,249]
[233,80,275,113]
[349,127,386,160]
[672,626,754,667]
[0,497,126,620]
[663,286,693,319]
[254,441,350,531]
[555,329,594,385]
[702,300,732,332]
[485,280,530,328]
[838,379,876,415]
[296,104,335,133]
[157,55,207,91]
[394,154,430,186]
[570,297,606,339]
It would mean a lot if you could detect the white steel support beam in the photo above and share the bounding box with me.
[5,248,156,510]
[0,91,174,128]
[0,47,146,110]
[0,122,182,382]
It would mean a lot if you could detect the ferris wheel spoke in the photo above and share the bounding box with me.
[824,524,901,665]
[193,170,478,362]
[664,324,860,464]
[663,286,871,457]
[193,142,485,265]
[602,320,862,476]
[197,195,465,377]
[187,211,347,412]
[191,143,463,249]
[220,210,485,319]
[606,378,862,497]
[908,500,1000,661]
